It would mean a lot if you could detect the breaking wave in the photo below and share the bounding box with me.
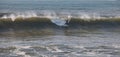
[1,11,120,20]
[0,11,120,28]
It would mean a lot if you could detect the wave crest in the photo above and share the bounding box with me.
[0,11,120,27]
[1,11,120,21]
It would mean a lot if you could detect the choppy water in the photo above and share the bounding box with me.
[0,27,120,57]
[0,0,120,57]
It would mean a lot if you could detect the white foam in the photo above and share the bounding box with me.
[15,51,26,56]
[80,14,91,19]
[12,45,32,57]
[2,15,8,19]
[112,45,120,48]
[51,17,68,26]
[46,46,63,53]
[44,12,71,26]
[85,52,97,56]
[73,46,85,49]
[1,11,120,22]
[1,11,38,21]
[15,45,31,49]
[8,14,16,21]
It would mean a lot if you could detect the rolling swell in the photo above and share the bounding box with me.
[0,17,120,29]
[0,18,57,29]
[68,18,120,28]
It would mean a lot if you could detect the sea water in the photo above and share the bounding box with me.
[0,0,120,57]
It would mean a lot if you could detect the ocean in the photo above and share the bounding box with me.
[0,0,120,57]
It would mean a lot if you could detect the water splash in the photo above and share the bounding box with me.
[51,17,68,26]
